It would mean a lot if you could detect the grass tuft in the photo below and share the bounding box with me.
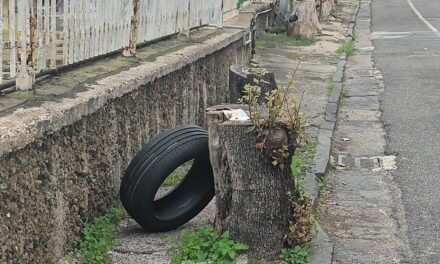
[337,41,356,56]
[326,73,335,97]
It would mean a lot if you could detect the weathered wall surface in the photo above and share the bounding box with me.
[0,33,252,264]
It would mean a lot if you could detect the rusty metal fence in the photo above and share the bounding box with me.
[0,0,223,90]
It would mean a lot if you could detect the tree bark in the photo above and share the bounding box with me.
[287,0,319,39]
[318,0,335,21]
[229,65,278,104]
[207,105,295,260]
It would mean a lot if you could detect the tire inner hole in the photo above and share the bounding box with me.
[154,159,194,201]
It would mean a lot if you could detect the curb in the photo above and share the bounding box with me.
[306,2,362,264]
[310,1,361,181]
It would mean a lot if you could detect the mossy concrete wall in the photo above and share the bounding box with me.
[0,31,251,264]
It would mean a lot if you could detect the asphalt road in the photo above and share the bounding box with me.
[372,0,440,262]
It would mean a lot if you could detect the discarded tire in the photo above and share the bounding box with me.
[120,125,215,232]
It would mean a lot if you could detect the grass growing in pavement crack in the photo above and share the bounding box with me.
[326,73,335,97]
[257,32,316,48]
[337,41,356,56]
[65,206,125,264]
[292,144,317,180]
[339,89,348,106]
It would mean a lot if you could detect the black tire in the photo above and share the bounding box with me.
[120,125,215,232]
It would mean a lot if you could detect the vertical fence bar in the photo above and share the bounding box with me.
[16,0,34,90]
[122,0,140,56]
[0,0,3,83]
[30,0,37,68]
[50,0,55,68]
[9,0,17,78]
[68,0,74,64]
[36,0,43,71]
[62,0,68,64]
[43,0,49,68]
[73,0,79,62]
[92,0,98,57]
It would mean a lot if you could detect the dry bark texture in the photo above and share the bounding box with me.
[288,0,319,39]
[207,106,294,260]
[318,0,335,21]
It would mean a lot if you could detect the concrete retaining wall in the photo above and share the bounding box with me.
[0,31,252,264]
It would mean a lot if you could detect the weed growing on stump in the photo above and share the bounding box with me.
[240,63,306,170]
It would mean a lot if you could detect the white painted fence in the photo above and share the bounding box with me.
[1,0,223,90]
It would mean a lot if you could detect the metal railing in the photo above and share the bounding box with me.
[0,0,223,90]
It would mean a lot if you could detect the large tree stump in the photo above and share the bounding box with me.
[318,0,335,21]
[207,105,295,260]
[287,0,319,39]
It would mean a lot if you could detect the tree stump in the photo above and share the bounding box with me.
[207,105,295,260]
[229,65,278,104]
[287,0,319,39]
[318,0,335,21]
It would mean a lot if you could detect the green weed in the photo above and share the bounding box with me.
[257,33,316,48]
[326,73,335,97]
[170,226,249,264]
[291,144,317,181]
[337,41,356,56]
[339,89,347,105]
[279,244,312,264]
[317,176,331,193]
[162,161,193,186]
[274,19,288,33]
[67,206,125,264]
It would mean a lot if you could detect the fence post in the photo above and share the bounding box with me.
[122,0,140,57]
[16,0,35,91]
[0,0,3,84]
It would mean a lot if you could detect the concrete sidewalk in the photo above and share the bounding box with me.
[109,1,358,263]
[320,0,408,263]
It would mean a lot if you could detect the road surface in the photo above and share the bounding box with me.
[372,0,440,262]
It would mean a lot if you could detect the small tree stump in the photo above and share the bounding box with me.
[229,65,278,104]
[287,0,319,39]
[207,105,295,260]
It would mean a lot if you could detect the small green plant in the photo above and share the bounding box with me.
[162,161,193,186]
[316,175,333,212]
[67,206,125,264]
[170,226,249,264]
[286,144,316,247]
[279,244,312,264]
[337,41,356,56]
[257,33,316,48]
[274,19,288,33]
[291,144,316,181]
[339,89,347,105]
[326,73,335,97]
[240,64,306,169]
[317,176,331,193]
